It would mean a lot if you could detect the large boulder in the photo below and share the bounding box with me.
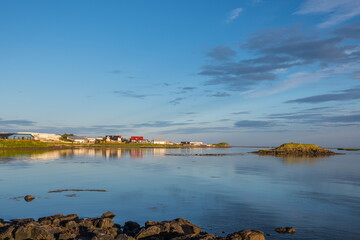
[225,230,265,240]
[136,218,201,239]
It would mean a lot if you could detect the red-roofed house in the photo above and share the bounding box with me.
[130,136,145,143]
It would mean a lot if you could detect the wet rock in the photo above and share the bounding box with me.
[102,212,116,219]
[225,230,265,240]
[275,227,296,234]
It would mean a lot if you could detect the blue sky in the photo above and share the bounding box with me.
[1,0,360,147]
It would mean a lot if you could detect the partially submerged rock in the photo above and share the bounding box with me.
[275,227,296,234]
[24,195,35,202]
[0,213,267,240]
[253,143,337,157]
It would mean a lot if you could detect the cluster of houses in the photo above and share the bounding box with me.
[0,132,205,146]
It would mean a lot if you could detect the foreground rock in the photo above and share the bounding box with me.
[0,213,266,240]
[253,143,337,157]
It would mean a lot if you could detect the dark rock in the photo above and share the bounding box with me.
[225,230,265,240]
[0,213,267,240]
[59,214,79,222]
[63,220,79,229]
[123,221,141,236]
[275,227,296,234]
[189,232,219,240]
[11,218,35,225]
[136,218,201,239]
[58,232,79,240]
[0,226,15,240]
[24,195,35,202]
[98,218,115,229]
[14,223,34,240]
[116,234,136,240]
[31,224,58,240]
[102,212,116,219]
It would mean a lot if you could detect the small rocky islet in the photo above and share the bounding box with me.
[0,212,270,240]
[253,143,337,157]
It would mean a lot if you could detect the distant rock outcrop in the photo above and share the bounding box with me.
[253,143,337,157]
[0,213,266,240]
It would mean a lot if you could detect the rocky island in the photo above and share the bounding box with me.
[253,143,337,157]
[0,212,266,240]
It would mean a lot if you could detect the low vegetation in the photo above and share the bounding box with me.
[212,142,230,148]
[0,140,52,149]
[254,142,337,157]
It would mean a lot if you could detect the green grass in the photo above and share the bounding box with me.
[212,142,230,148]
[0,140,53,148]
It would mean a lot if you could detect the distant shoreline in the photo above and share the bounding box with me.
[0,140,230,150]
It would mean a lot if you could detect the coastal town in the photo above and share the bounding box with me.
[0,131,209,146]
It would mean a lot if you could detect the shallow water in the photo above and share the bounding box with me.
[0,147,359,240]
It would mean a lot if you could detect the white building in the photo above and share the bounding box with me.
[152,138,167,144]
[18,132,61,142]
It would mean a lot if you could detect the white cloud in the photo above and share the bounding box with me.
[226,8,243,23]
[295,0,360,28]
[245,62,360,98]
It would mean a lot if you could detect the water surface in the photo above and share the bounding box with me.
[0,147,359,240]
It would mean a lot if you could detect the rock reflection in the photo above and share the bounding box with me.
[278,155,329,164]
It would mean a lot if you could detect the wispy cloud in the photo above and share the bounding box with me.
[295,0,360,27]
[286,87,360,104]
[232,111,250,115]
[226,8,243,23]
[208,92,231,97]
[0,119,36,126]
[234,120,277,128]
[113,90,155,99]
[199,23,360,94]
[207,46,237,61]
[169,97,184,105]
[132,121,189,128]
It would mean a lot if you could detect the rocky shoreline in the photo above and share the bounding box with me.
[0,212,267,240]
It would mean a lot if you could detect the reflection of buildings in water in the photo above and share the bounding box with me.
[25,147,167,161]
[29,151,61,161]
[103,149,122,159]
[130,149,143,159]
[152,148,166,156]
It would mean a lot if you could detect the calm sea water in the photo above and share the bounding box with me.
[0,147,359,240]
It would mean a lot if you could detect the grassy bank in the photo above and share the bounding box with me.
[0,140,53,148]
